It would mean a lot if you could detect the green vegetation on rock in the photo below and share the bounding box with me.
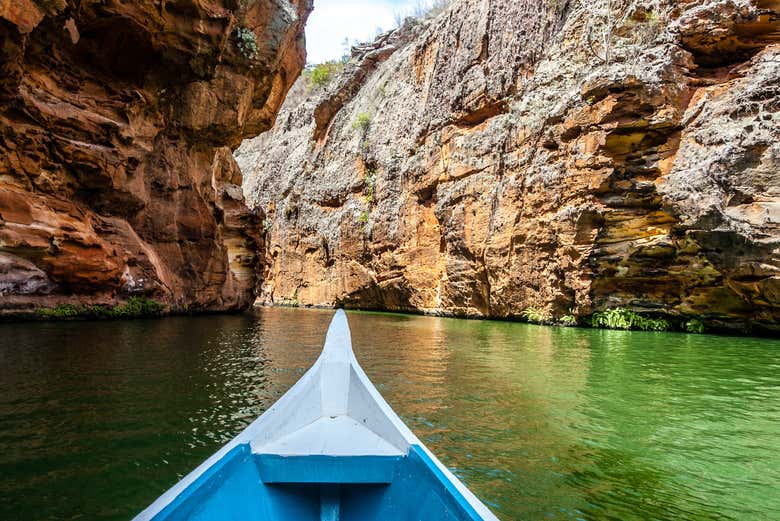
[35,304,81,319]
[685,318,705,334]
[364,170,376,204]
[522,310,577,328]
[591,308,670,332]
[352,112,372,131]
[110,297,165,317]
[305,61,345,88]
[36,297,165,320]
[234,27,258,61]
[277,290,300,308]
[521,307,552,325]
[558,314,578,327]
[515,307,705,332]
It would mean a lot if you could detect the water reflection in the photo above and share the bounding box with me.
[0,309,778,520]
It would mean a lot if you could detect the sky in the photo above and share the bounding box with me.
[305,0,433,64]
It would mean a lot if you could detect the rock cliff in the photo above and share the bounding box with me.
[0,0,310,316]
[238,0,780,333]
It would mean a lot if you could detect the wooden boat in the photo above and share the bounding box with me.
[135,310,499,521]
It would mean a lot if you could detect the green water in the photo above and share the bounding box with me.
[0,308,778,520]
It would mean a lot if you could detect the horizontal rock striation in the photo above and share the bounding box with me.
[238,0,780,333]
[0,0,310,316]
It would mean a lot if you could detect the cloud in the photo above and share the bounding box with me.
[305,0,428,64]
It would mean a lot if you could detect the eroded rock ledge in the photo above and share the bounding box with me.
[238,0,780,334]
[0,0,310,316]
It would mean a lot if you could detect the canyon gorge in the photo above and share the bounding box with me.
[1,0,778,334]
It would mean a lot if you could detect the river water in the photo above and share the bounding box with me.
[0,307,778,520]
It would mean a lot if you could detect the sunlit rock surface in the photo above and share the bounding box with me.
[0,0,310,316]
[238,0,780,332]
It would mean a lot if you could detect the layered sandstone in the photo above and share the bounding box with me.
[238,0,780,333]
[0,0,310,316]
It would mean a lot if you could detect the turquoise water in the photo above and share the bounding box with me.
[0,307,778,520]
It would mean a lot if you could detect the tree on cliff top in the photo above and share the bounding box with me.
[303,60,345,90]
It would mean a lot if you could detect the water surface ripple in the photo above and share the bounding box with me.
[0,308,778,520]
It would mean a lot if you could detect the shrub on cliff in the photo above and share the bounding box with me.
[234,27,258,61]
[35,304,81,319]
[303,61,346,89]
[112,297,165,317]
[558,314,578,327]
[310,65,330,87]
[352,112,372,131]
[521,307,553,325]
[364,170,377,203]
[591,308,670,331]
[684,318,705,334]
[36,297,165,320]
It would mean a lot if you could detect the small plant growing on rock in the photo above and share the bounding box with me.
[112,296,164,317]
[684,318,705,334]
[639,315,669,332]
[277,290,300,307]
[364,170,376,203]
[36,304,81,318]
[304,61,345,89]
[310,64,331,87]
[352,112,372,131]
[558,314,578,327]
[235,27,258,61]
[591,307,670,331]
[591,308,631,329]
[521,307,552,325]
[357,210,371,235]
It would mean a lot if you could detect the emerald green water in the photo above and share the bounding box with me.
[0,307,778,520]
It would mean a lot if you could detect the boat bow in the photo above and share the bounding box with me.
[135,310,499,521]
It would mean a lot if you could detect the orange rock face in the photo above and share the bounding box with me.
[0,0,310,316]
[239,0,780,333]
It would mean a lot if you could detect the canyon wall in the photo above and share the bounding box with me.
[238,0,780,333]
[0,0,310,316]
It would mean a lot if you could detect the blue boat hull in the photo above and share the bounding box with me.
[148,444,484,521]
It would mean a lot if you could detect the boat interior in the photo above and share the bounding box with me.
[147,442,482,520]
